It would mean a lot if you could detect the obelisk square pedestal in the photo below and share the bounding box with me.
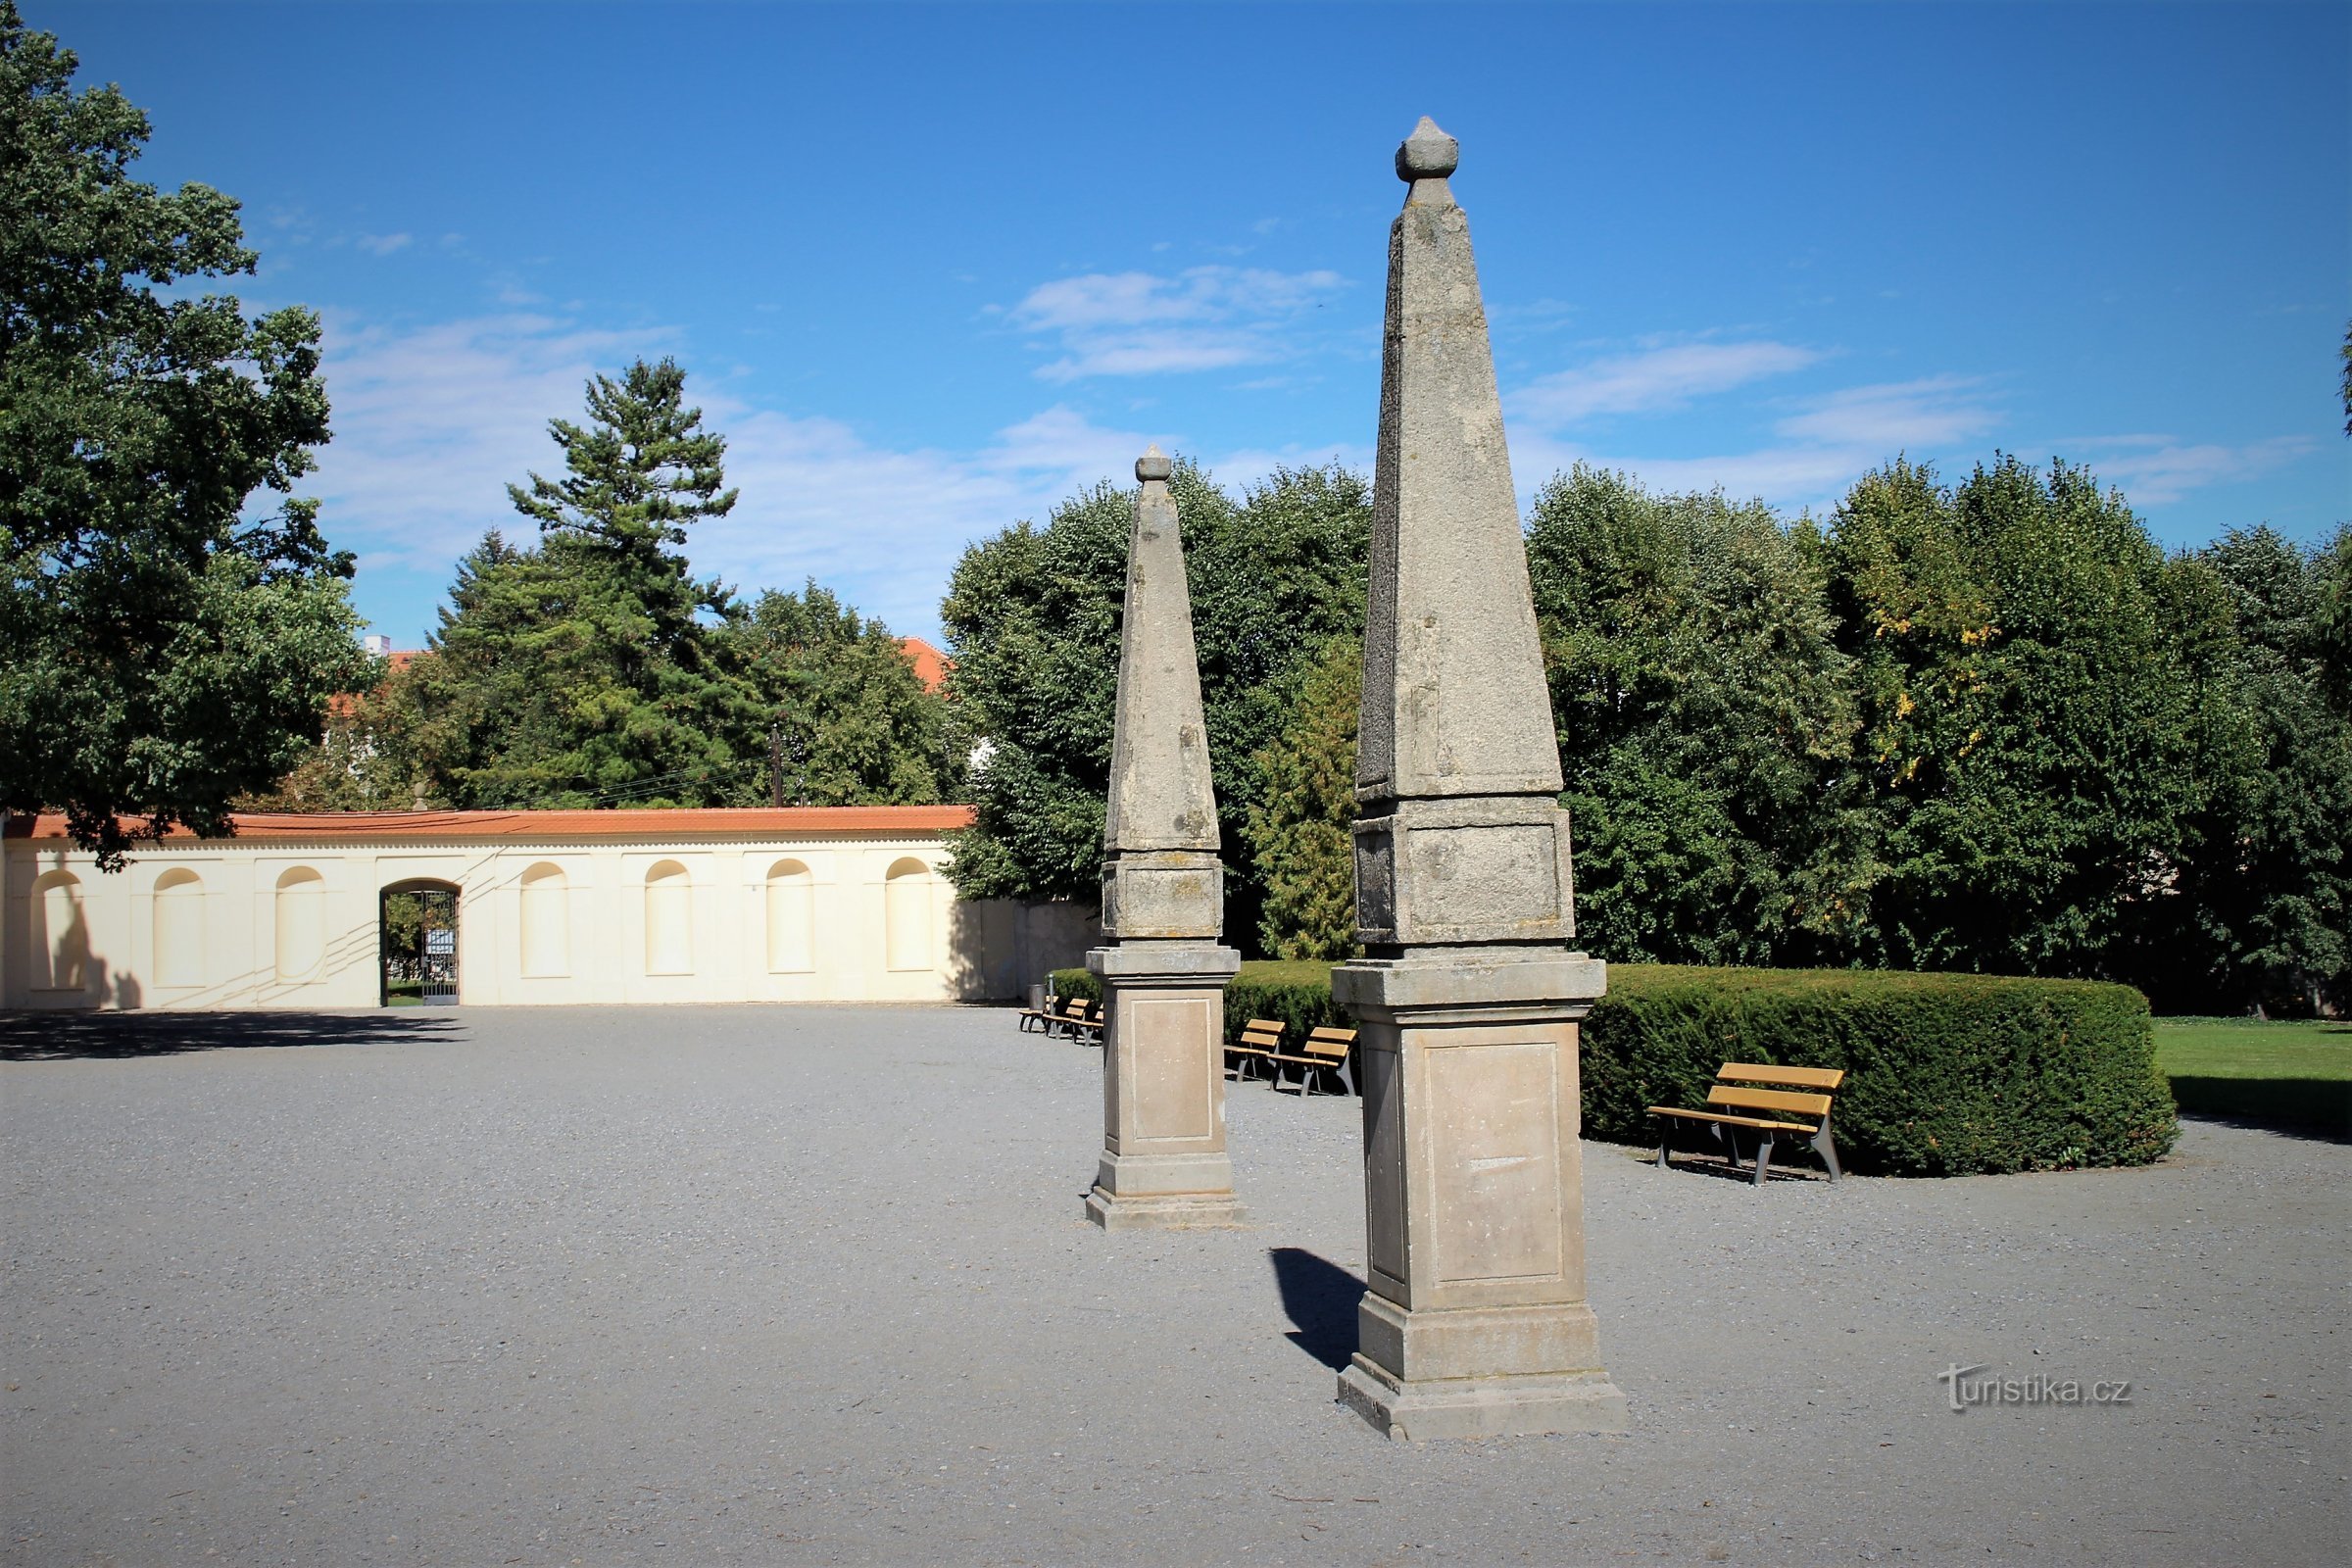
[1331,954,1628,1440]
[1083,941,1246,1231]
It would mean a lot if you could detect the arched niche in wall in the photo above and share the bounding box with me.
[884,857,933,973]
[765,859,814,973]
[273,866,326,982]
[644,860,693,976]
[152,867,205,989]
[30,869,90,992]
[519,862,569,978]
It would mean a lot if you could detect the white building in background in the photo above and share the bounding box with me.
[1,808,1096,1011]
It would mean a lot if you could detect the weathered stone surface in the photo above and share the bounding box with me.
[1086,449,1244,1231]
[1100,851,1223,943]
[1333,120,1621,1439]
[1083,945,1244,1230]
[1355,120,1562,823]
[1102,445,1220,886]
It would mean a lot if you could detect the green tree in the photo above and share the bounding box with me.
[723,581,959,805]
[0,3,368,864]
[1524,466,1871,965]
[2151,526,2350,1014]
[396,361,761,808]
[508,357,736,650]
[402,525,757,809]
[1826,456,2223,983]
[941,462,1370,947]
[1242,639,1362,959]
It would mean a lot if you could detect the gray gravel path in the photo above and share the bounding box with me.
[1,1004,2343,1567]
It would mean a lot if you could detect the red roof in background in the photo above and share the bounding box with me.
[6,806,976,842]
[898,636,950,694]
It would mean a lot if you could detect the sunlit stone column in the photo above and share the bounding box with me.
[1331,120,1627,1439]
[1084,447,1245,1231]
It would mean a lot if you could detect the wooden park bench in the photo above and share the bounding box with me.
[1017,992,1061,1033]
[1066,997,1105,1046]
[1226,1017,1285,1081]
[1030,995,1091,1040]
[1648,1063,1845,1185]
[1269,1025,1359,1097]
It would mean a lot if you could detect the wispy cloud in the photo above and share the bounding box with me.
[2059,434,2316,506]
[1508,371,2003,515]
[1507,339,1820,425]
[354,232,413,257]
[1008,266,1350,382]
[1772,375,1998,449]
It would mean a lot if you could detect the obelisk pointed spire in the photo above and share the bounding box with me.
[1358,116,1563,813]
[1103,446,1219,864]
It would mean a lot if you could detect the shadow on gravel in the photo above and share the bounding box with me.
[1270,1248,1364,1370]
[2175,1101,2350,1146]
[0,1011,467,1062]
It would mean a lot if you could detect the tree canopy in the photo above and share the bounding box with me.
[0,2,368,864]
[940,461,1371,944]
[960,447,2345,1014]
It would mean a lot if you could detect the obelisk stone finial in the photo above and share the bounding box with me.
[1101,445,1222,940]
[1396,116,1459,197]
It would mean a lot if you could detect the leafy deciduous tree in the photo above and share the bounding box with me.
[0,2,368,864]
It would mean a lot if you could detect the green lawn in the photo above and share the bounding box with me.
[2153,1017,2352,1134]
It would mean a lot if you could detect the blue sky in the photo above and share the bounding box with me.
[44,0,2350,646]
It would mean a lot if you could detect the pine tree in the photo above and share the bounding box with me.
[508,357,738,650]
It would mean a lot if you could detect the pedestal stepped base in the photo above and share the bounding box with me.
[1330,954,1627,1439]
[1084,942,1245,1231]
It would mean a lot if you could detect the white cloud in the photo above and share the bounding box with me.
[1009,266,1350,381]
[1507,340,1819,426]
[1507,374,2004,516]
[2060,434,2316,506]
[1771,375,1998,449]
[355,232,413,257]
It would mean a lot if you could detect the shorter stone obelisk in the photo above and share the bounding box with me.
[1083,447,1245,1231]
[1332,120,1627,1439]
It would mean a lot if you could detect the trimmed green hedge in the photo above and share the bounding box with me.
[1050,960,2178,1176]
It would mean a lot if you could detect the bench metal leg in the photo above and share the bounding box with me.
[1813,1123,1841,1182]
[1753,1133,1776,1187]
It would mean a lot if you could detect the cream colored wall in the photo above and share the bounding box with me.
[1,831,1097,1011]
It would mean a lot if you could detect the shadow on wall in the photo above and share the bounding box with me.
[946,899,1103,1002]
[0,1010,467,1062]
[1268,1246,1365,1371]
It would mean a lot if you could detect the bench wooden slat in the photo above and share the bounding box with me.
[1709,1084,1833,1118]
[1719,1062,1844,1090]
[1647,1105,1819,1134]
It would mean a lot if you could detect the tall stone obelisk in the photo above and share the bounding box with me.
[1331,120,1627,1439]
[1083,447,1245,1232]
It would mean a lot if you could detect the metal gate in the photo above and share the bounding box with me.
[380,885,460,1006]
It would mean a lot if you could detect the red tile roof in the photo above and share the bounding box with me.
[6,807,976,842]
[898,635,950,694]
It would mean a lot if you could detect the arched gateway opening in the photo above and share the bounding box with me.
[380,879,461,1006]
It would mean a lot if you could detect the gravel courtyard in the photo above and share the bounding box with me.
[2,1004,2343,1567]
